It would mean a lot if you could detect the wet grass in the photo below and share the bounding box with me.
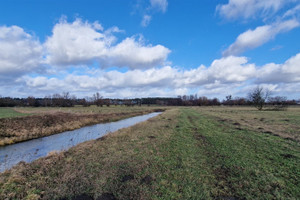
[0,107,29,119]
[0,107,299,199]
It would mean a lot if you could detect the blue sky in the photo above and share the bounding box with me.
[0,0,300,100]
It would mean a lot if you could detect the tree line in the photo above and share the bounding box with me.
[0,89,299,109]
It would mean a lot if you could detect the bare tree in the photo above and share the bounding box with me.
[248,86,270,110]
[93,92,103,107]
[268,96,288,111]
[27,96,36,107]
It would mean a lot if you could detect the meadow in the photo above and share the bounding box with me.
[0,106,299,199]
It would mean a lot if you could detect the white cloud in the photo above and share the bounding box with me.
[150,0,168,13]
[283,4,300,18]
[0,26,43,79]
[141,15,152,27]
[257,53,300,83]
[45,18,170,69]
[176,56,256,86]
[6,52,300,99]
[223,19,300,56]
[217,0,291,20]
[18,66,177,98]
[17,56,258,98]
[138,0,168,27]
[1,19,300,99]
[108,37,170,69]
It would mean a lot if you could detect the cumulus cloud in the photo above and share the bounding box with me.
[45,18,170,68]
[0,25,43,79]
[18,66,177,98]
[17,55,258,98]
[45,18,108,66]
[108,37,170,69]
[217,0,292,20]
[177,56,256,87]
[1,18,300,99]
[223,19,300,56]
[257,53,300,83]
[7,51,300,99]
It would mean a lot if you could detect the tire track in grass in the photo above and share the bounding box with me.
[152,108,213,199]
[188,107,300,199]
[185,109,239,199]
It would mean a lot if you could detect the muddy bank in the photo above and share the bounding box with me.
[0,109,164,146]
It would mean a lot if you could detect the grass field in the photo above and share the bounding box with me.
[0,107,29,119]
[0,107,299,199]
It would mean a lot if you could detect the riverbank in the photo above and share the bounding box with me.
[0,107,299,199]
[0,106,166,146]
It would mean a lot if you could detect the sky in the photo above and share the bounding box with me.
[0,0,300,100]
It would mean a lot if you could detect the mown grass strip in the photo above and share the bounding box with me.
[0,107,29,119]
[150,107,213,199]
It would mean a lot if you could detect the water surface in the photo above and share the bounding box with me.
[0,112,161,172]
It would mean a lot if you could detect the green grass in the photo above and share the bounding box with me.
[187,107,300,199]
[151,107,299,199]
[0,107,299,199]
[0,107,29,118]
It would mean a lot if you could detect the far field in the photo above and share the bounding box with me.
[0,106,299,199]
[0,107,30,119]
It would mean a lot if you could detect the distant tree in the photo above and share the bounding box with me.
[80,98,89,107]
[27,96,36,107]
[197,96,208,106]
[62,92,73,107]
[224,95,233,105]
[103,99,111,107]
[248,86,270,110]
[182,95,188,101]
[226,95,232,102]
[43,95,52,107]
[268,96,288,110]
[52,93,63,106]
[234,97,247,106]
[211,98,220,106]
[93,92,103,107]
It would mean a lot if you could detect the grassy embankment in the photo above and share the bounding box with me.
[0,107,299,199]
[0,106,166,146]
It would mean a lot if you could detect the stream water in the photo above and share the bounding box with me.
[0,112,161,172]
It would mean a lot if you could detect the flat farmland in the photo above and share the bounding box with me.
[0,106,299,199]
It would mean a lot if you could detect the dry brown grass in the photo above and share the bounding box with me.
[0,107,299,199]
[0,109,179,200]
[0,107,166,146]
[195,106,300,142]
